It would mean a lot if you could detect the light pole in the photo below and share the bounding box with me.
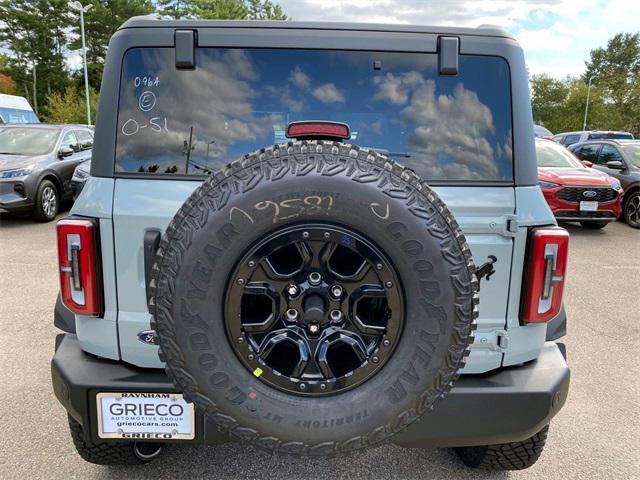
[582,76,595,131]
[69,1,93,126]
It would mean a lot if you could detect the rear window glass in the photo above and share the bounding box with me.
[562,134,581,145]
[115,48,513,182]
[588,132,633,140]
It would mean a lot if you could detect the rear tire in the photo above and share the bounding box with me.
[32,179,59,222]
[68,416,163,465]
[454,425,549,470]
[623,191,640,228]
[579,221,608,229]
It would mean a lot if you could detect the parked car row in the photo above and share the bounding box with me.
[533,132,639,230]
[1,120,637,231]
[0,124,93,222]
[532,125,638,230]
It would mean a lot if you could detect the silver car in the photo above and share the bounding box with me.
[0,124,93,221]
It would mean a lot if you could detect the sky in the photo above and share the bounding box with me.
[276,0,639,78]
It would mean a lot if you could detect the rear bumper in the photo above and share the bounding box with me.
[52,334,569,448]
[554,212,617,222]
[0,180,33,214]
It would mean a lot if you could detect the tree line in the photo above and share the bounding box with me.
[531,32,639,136]
[0,0,287,123]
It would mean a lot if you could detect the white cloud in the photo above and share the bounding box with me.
[280,89,305,112]
[289,66,311,90]
[370,71,503,179]
[372,71,425,105]
[401,81,498,179]
[312,83,345,103]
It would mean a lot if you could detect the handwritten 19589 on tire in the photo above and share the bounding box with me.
[51,19,570,471]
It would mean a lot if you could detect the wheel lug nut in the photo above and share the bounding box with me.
[248,260,256,268]
[309,323,320,334]
[237,278,245,285]
[330,285,343,298]
[299,383,306,390]
[286,308,299,321]
[320,384,326,391]
[308,272,322,286]
[323,232,330,239]
[302,231,309,239]
[330,310,343,322]
[383,339,390,347]
[385,281,393,288]
[286,284,300,297]
[372,356,379,363]
[376,263,383,270]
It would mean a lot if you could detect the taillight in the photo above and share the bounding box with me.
[522,228,569,324]
[57,217,103,316]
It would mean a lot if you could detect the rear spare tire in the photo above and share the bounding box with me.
[151,141,478,455]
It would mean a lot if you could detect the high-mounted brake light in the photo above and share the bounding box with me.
[57,217,103,316]
[286,121,350,140]
[522,228,569,323]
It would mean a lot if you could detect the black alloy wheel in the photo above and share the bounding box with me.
[225,224,404,396]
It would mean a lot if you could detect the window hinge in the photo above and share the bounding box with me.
[438,36,459,75]
[474,329,509,352]
[175,30,196,69]
[500,214,518,237]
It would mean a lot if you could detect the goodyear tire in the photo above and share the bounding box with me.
[151,141,478,456]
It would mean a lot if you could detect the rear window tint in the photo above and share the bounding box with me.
[562,134,581,145]
[115,48,513,182]
[575,144,600,162]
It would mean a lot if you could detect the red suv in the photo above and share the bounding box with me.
[536,138,623,229]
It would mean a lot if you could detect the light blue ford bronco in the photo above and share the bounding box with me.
[51,18,570,470]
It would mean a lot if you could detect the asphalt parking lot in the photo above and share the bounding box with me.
[0,212,638,480]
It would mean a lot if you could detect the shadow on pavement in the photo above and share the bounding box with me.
[0,206,70,229]
[92,442,511,480]
[559,220,623,237]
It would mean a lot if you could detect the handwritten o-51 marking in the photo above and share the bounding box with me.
[121,117,169,137]
[121,118,139,136]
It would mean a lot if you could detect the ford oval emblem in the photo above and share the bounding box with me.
[583,190,597,198]
[137,330,158,345]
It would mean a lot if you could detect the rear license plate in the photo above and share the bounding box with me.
[580,201,598,211]
[96,392,195,440]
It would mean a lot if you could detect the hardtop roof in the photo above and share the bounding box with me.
[118,16,514,40]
